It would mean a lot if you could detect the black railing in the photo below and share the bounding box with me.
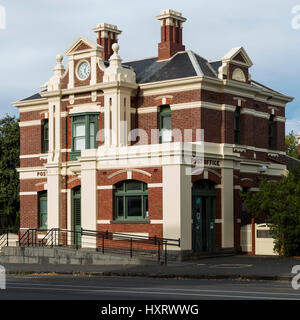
[18,227,180,264]
[0,228,18,249]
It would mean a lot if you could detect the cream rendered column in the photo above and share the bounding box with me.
[80,149,97,248]
[102,43,136,147]
[221,159,234,248]
[42,54,65,235]
[163,165,192,251]
[46,164,61,235]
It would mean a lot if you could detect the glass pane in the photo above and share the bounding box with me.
[75,123,85,137]
[41,213,47,228]
[117,197,124,217]
[40,199,47,213]
[127,196,142,217]
[90,136,95,149]
[161,129,172,143]
[90,122,95,135]
[162,115,171,130]
[74,116,85,123]
[145,196,148,217]
[126,181,142,191]
[116,183,124,192]
[75,137,85,150]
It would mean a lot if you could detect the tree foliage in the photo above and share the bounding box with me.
[285,130,298,159]
[0,115,20,229]
[242,166,300,256]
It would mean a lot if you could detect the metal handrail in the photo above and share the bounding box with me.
[17,227,180,264]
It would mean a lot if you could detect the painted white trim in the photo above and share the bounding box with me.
[19,120,41,127]
[137,106,159,114]
[19,192,37,196]
[214,219,223,223]
[148,183,163,188]
[249,187,259,192]
[97,185,113,190]
[61,189,68,193]
[97,220,111,224]
[69,104,101,114]
[20,154,44,159]
[150,220,164,224]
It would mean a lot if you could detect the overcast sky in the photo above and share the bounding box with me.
[1,0,300,133]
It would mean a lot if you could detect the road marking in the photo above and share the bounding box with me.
[3,282,300,299]
[3,285,300,300]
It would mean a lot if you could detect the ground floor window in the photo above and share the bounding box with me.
[38,191,47,229]
[114,180,148,220]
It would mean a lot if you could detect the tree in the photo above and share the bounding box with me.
[0,115,20,229]
[285,130,298,159]
[242,166,300,256]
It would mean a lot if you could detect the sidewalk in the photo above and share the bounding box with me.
[1,255,299,281]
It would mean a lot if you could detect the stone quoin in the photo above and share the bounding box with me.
[13,9,293,257]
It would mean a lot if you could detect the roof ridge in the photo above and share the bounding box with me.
[187,50,203,76]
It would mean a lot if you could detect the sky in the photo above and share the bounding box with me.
[0,0,300,134]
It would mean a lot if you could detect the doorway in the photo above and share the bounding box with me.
[192,180,216,252]
[72,186,81,247]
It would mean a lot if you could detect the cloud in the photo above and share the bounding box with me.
[0,0,299,121]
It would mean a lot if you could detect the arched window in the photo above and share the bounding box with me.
[159,105,172,143]
[114,180,148,220]
[38,191,47,229]
[234,107,241,144]
[268,115,275,149]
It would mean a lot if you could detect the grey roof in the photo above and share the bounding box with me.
[19,50,283,101]
[21,92,42,101]
[124,51,218,84]
[286,155,300,171]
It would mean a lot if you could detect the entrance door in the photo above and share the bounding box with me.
[72,186,81,247]
[192,180,216,253]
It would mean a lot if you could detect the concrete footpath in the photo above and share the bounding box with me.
[1,255,299,281]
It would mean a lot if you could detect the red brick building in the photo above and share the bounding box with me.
[13,10,293,256]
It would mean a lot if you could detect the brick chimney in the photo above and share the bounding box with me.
[93,23,122,61]
[157,9,187,60]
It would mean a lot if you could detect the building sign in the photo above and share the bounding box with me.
[191,158,221,167]
[37,171,47,177]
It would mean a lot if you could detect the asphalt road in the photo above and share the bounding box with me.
[0,275,299,300]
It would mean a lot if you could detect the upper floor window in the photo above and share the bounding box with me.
[269,115,275,149]
[234,107,241,144]
[114,180,148,221]
[159,105,172,143]
[38,191,47,229]
[71,114,98,160]
[42,119,49,153]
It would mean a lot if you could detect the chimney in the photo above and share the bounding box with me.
[157,9,187,60]
[93,23,122,61]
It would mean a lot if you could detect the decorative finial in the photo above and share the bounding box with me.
[112,43,119,54]
[56,54,63,64]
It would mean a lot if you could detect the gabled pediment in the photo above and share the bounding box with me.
[65,37,103,56]
[222,46,253,67]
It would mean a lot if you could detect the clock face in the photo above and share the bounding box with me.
[77,61,90,80]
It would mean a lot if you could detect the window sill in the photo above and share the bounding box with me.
[111,220,150,224]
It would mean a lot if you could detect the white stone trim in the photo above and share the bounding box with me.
[19,192,37,196]
[19,120,41,127]
[249,187,259,192]
[61,189,68,193]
